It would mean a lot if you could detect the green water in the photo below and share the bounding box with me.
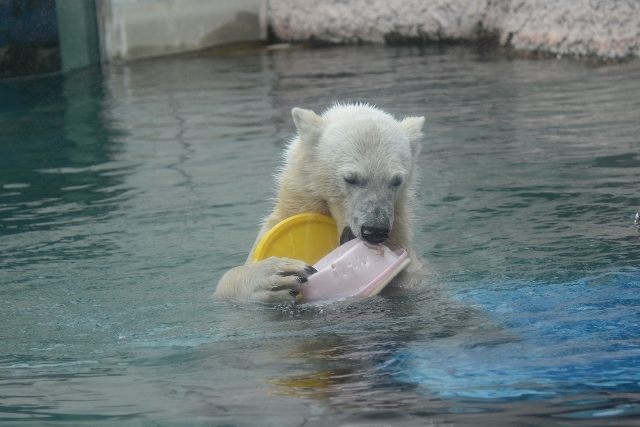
[1,45,640,425]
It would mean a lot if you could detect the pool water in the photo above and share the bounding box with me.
[1,45,640,425]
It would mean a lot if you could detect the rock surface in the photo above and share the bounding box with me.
[268,0,640,59]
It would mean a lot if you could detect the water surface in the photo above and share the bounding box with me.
[1,45,640,425]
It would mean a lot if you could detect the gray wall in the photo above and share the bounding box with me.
[97,0,266,62]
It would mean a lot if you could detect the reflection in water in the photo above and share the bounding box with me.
[267,296,494,401]
[1,45,640,425]
[0,67,130,272]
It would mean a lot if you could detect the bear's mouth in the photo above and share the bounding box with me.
[340,226,357,245]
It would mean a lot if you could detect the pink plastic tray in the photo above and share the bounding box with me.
[302,238,410,302]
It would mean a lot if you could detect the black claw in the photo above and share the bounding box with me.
[305,265,318,274]
[289,289,300,297]
[297,276,308,284]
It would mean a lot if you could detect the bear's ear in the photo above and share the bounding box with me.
[400,116,424,141]
[292,107,324,143]
[400,116,425,158]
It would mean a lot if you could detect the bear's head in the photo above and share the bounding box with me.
[288,104,424,246]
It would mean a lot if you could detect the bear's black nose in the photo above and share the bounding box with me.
[361,225,390,244]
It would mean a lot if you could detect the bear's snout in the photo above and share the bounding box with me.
[361,225,390,244]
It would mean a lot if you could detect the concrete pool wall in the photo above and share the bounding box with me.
[94,0,638,62]
[96,0,267,62]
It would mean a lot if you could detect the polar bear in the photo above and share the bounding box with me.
[214,104,425,303]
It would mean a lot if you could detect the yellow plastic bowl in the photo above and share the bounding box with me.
[252,213,339,265]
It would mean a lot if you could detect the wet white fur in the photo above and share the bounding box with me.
[214,104,425,303]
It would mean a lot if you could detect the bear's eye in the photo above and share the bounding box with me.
[391,176,404,187]
[344,175,361,186]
